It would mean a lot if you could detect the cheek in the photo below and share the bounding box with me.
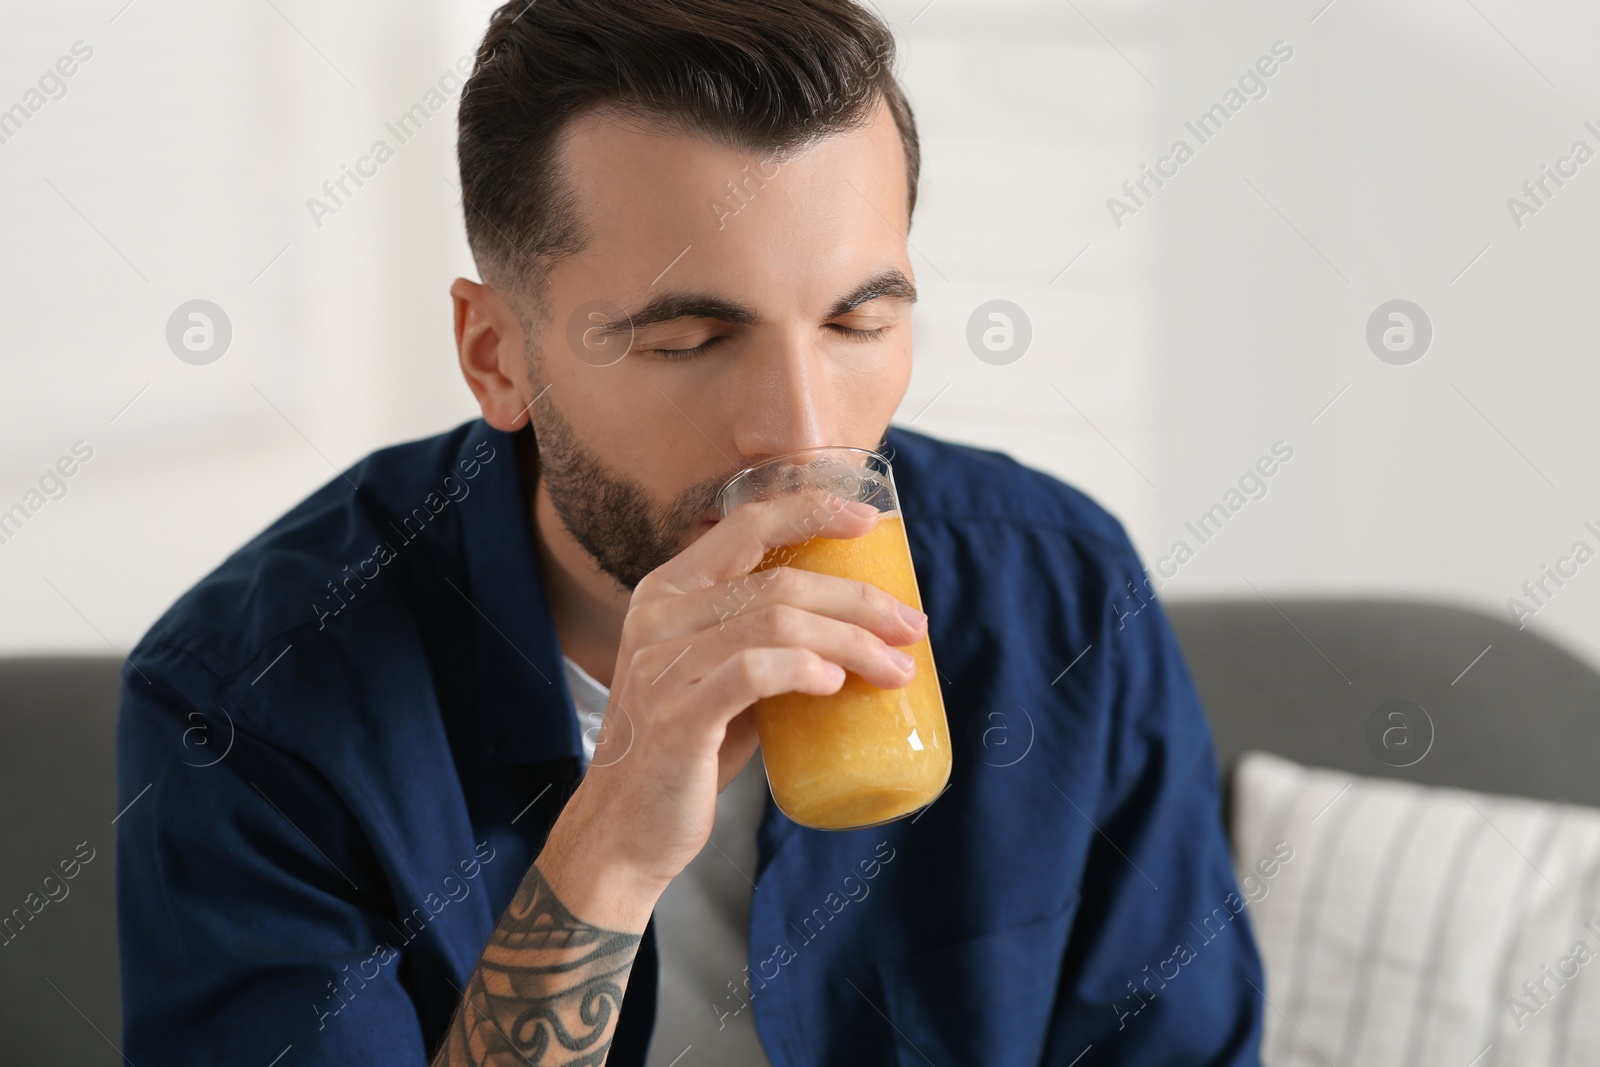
[622,386,721,478]
[602,387,715,514]
[839,332,912,422]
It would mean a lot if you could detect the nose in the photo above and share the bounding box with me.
[729,332,833,463]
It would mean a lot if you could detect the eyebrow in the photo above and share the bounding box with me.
[597,267,918,335]
[825,268,918,319]
[605,294,757,333]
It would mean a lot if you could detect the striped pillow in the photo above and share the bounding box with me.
[1230,751,1600,1067]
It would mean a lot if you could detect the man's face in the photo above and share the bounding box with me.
[521,97,916,590]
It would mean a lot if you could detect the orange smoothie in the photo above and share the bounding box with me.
[752,512,951,830]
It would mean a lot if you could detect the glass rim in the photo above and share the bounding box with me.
[715,445,891,505]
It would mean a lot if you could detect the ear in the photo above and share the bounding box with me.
[451,277,537,431]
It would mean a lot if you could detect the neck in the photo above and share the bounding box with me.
[518,428,630,688]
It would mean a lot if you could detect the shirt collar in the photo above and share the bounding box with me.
[452,419,583,767]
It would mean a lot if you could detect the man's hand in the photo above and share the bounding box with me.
[541,488,929,926]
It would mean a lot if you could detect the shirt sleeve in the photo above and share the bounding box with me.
[116,664,433,1065]
[1043,558,1267,1065]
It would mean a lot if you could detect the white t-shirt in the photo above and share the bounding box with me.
[561,654,774,1067]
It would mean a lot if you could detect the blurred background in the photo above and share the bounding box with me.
[5,0,1600,1063]
[3,0,1598,664]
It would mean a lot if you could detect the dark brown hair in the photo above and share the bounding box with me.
[456,0,919,306]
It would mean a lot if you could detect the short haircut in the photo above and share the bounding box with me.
[456,0,920,309]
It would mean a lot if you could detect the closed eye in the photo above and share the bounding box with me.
[653,324,889,361]
[652,334,731,362]
[828,324,890,341]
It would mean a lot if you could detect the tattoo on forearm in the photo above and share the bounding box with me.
[434,864,641,1067]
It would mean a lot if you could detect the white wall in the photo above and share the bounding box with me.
[3,0,1599,671]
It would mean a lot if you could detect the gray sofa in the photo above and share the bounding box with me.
[1165,598,1600,809]
[0,657,123,1066]
[3,599,1596,1063]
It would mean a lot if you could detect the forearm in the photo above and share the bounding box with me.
[431,811,665,1067]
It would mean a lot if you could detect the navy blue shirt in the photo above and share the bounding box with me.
[116,419,1264,1065]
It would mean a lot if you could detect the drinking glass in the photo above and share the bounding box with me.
[717,446,951,830]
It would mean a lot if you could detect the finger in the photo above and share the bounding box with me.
[657,602,918,692]
[693,647,848,719]
[715,710,761,793]
[646,489,878,596]
[715,566,927,648]
[636,563,928,648]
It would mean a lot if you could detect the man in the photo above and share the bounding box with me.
[116,1,1265,1064]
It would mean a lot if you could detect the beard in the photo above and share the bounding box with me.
[524,378,891,592]
[524,391,725,592]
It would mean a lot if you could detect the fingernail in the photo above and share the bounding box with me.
[887,646,915,670]
[843,501,877,518]
[898,603,927,630]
